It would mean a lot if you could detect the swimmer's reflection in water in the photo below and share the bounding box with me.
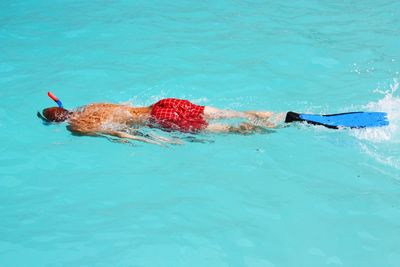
[40,98,283,146]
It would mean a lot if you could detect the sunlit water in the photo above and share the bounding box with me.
[1,1,400,266]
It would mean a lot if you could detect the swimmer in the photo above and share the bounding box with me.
[40,95,282,146]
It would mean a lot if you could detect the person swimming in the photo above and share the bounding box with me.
[39,93,279,145]
[40,92,389,145]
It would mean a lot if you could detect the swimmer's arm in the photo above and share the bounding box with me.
[68,123,166,146]
[103,131,165,146]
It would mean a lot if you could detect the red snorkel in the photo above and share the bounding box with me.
[48,91,63,108]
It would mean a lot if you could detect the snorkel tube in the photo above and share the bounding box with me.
[37,91,66,123]
[48,91,63,108]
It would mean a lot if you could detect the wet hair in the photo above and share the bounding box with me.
[42,107,72,122]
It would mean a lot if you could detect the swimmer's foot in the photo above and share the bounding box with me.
[249,112,287,128]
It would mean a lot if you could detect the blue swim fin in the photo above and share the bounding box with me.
[285,111,389,129]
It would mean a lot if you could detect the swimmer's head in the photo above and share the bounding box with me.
[42,107,72,122]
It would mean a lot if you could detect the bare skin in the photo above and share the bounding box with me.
[65,103,280,146]
[67,103,167,145]
[203,106,285,134]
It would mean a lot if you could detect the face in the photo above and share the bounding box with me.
[42,107,71,122]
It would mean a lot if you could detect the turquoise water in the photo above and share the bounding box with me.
[1,1,400,266]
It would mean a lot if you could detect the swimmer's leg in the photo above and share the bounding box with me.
[204,106,274,120]
[204,123,231,133]
[204,107,287,129]
[205,122,273,134]
[203,107,247,120]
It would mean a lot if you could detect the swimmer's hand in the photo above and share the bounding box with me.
[104,131,166,146]
[148,133,184,145]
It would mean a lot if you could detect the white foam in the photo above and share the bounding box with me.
[359,143,400,170]
[351,79,400,143]
[351,79,400,170]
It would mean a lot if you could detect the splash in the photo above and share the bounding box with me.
[359,143,400,170]
[351,79,400,170]
[351,79,400,143]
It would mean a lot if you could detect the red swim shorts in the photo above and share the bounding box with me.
[150,98,208,132]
